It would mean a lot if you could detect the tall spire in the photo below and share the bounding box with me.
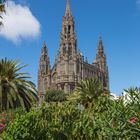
[93,35,109,90]
[98,35,104,54]
[39,42,50,75]
[41,42,48,56]
[65,0,72,17]
[94,35,106,71]
[38,42,51,103]
[59,0,77,59]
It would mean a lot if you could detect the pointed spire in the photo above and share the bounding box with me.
[65,0,72,17]
[98,35,104,54]
[41,42,48,56]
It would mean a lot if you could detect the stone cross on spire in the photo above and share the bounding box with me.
[65,0,72,17]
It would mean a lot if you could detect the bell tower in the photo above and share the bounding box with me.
[94,36,109,90]
[59,0,77,59]
[53,0,78,93]
[96,36,107,72]
[38,43,51,101]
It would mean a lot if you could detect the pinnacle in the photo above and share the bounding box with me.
[43,42,46,48]
[65,0,72,17]
[98,35,103,49]
[42,42,48,55]
[97,35,105,57]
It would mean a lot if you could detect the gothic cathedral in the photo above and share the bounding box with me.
[38,0,109,100]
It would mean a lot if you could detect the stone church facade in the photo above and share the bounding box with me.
[38,0,109,100]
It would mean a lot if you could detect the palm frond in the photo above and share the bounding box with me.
[0,58,38,111]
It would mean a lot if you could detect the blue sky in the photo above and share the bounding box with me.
[0,0,140,95]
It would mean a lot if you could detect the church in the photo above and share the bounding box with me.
[38,0,109,100]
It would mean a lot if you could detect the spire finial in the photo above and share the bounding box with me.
[98,33,103,45]
[97,33,104,54]
[65,0,71,17]
[99,32,102,41]
[43,41,46,47]
[42,42,48,55]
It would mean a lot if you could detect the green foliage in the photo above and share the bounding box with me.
[0,3,5,13]
[0,2,5,28]
[1,85,140,140]
[0,108,26,135]
[45,89,67,103]
[0,58,38,111]
[2,102,80,140]
[76,79,103,107]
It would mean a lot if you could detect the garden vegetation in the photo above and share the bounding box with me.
[0,58,140,140]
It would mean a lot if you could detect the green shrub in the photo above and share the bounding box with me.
[45,89,67,103]
[1,102,80,140]
[1,88,140,140]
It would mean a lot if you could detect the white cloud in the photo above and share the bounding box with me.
[136,0,140,9]
[0,1,41,44]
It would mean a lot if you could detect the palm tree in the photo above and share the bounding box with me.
[0,0,5,27]
[0,58,38,111]
[76,79,103,108]
[0,0,5,12]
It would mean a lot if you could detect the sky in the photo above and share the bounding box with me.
[0,0,140,95]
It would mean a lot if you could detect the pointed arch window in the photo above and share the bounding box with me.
[64,27,67,33]
[68,25,71,34]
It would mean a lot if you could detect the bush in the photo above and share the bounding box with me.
[2,88,140,140]
[1,102,80,140]
[0,108,26,135]
[45,89,67,103]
